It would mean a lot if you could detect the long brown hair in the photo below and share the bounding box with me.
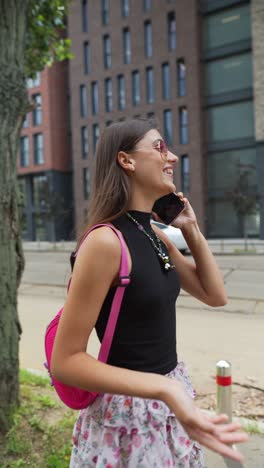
[77,118,157,248]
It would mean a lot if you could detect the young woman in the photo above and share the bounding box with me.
[51,119,247,467]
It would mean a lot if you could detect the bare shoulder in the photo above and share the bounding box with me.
[73,226,122,279]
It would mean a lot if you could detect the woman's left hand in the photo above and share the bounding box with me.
[170,192,197,230]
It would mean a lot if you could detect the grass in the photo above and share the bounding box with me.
[0,370,76,468]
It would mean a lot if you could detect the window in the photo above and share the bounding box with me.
[163,110,173,146]
[81,126,89,158]
[203,5,251,52]
[121,0,130,17]
[32,94,42,126]
[20,136,29,167]
[33,133,44,165]
[33,175,48,209]
[162,62,171,100]
[143,0,152,11]
[123,28,131,64]
[83,41,91,74]
[102,0,109,25]
[179,107,189,144]
[207,101,254,143]
[26,72,40,89]
[92,124,100,152]
[105,78,113,112]
[132,71,140,106]
[83,168,90,200]
[181,155,190,192]
[80,84,87,117]
[144,21,153,58]
[91,81,99,115]
[103,34,111,69]
[146,67,155,103]
[177,58,186,97]
[204,53,252,96]
[81,0,88,32]
[22,114,29,128]
[117,74,126,110]
[167,12,176,51]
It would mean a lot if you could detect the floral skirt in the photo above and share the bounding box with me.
[70,362,205,467]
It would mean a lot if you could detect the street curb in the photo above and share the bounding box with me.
[24,368,264,434]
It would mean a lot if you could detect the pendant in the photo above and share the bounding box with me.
[159,253,172,271]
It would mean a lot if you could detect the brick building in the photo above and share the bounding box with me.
[18,62,73,241]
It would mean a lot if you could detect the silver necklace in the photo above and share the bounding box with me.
[126,212,175,271]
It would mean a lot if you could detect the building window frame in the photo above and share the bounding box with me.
[32,93,42,126]
[121,0,130,17]
[162,62,171,100]
[123,28,131,64]
[92,123,100,153]
[105,78,113,112]
[177,58,187,97]
[91,81,99,115]
[81,126,89,159]
[181,154,190,192]
[83,168,90,200]
[179,106,189,144]
[103,34,112,69]
[102,0,109,25]
[163,109,173,146]
[132,70,141,106]
[33,133,44,165]
[83,41,91,74]
[167,11,176,51]
[20,136,30,167]
[146,66,155,104]
[144,20,153,58]
[80,84,88,117]
[117,74,126,110]
[143,0,152,12]
[81,0,88,32]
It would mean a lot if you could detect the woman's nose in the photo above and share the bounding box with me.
[168,151,179,164]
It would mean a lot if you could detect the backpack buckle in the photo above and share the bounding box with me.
[118,275,130,287]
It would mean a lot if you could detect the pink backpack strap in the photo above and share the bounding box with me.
[71,223,130,363]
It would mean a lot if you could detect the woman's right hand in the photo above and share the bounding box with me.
[162,379,248,463]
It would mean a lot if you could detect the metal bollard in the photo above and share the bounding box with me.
[216,360,246,468]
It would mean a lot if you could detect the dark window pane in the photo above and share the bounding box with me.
[32,94,42,126]
[204,53,252,96]
[20,136,29,167]
[143,0,152,11]
[146,66,155,104]
[123,28,131,64]
[83,41,91,74]
[181,154,190,192]
[132,71,140,106]
[117,74,126,110]
[33,175,48,209]
[92,124,100,153]
[203,4,251,51]
[207,101,254,143]
[162,62,171,100]
[103,34,111,69]
[83,168,90,200]
[163,109,173,146]
[80,84,87,117]
[81,126,89,158]
[121,0,130,17]
[179,107,189,144]
[102,0,109,25]
[177,58,186,97]
[33,133,44,165]
[91,81,99,115]
[81,0,88,32]
[105,78,113,112]
[144,20,152,58]
[168,11,176,51]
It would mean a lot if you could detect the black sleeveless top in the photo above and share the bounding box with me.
[95,211,181,375]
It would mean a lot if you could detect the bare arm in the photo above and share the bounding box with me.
[51,226,245,462]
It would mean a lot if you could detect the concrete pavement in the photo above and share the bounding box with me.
[18,250,264,467]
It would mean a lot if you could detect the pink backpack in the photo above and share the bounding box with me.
[44,224,130,410]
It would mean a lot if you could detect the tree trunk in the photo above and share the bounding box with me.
[0,0,29,433]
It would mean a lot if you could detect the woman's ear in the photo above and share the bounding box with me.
[117,151,135,174]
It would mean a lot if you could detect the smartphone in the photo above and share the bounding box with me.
[152,192,185,225]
